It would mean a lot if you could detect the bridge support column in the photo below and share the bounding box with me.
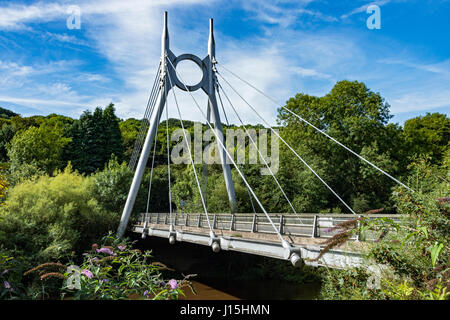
[118,13,238,237]
[118,12,171,238]
[207,19,237,213]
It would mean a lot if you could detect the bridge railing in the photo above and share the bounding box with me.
[136,212,402,241]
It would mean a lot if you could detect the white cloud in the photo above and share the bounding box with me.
[292,66,332,79]
[0,0,447,126]
[379,58,450,76]
[390,90,450,114]
[44,32,90,46]
[341,0,392,20]
[0,2,66,30]
[0,60,34,76]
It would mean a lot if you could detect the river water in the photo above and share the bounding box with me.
[135,235,322,300]
[182,280,321,300]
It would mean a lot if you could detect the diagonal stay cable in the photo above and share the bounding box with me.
[217,71,357,214]
[130,67,159,168]
[130,70,161,170]
[166,65,213,232]
[164,75,173,226]
[128,67,160,170]
[166,57,285,242]
[130,63,161,170]
[145,127,159,213]
[217,62,413,192]
[216,87,257,215]
[201,105,211,210]
[217,82,306,223]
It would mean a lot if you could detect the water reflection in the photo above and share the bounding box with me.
[183,279,321,300]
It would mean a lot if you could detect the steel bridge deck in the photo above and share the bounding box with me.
[132,212,401,269]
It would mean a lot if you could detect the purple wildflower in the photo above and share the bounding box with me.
[97,247,115,255]
[117,245,126,251]
[436,197,450,204]
[81,269,93,279]
[168,279,178,290]
[1,269,8,276]
[101,279,109,283]
[4,281,10,289]
[143,290,149,297]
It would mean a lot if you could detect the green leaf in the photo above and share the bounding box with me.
[430,242,444,267]
[417,226,428,239]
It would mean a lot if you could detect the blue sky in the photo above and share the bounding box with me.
[0,0,449,126]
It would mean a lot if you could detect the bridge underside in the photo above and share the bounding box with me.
[132,213,399,269]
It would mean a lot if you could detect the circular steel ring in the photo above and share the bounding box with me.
[171,53,207,92]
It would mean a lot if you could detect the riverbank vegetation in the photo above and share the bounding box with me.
[0,80,448,299]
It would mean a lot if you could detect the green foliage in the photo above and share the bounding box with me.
[0,107,19,119]
[9,115,40,132]
[0,248,30,299]
[119,118,141,160]
[92,158,134,213]
[92,157,170,218]
[0,165,119,261]
[66,104,124,174]
[277,80,405,213]
[403,112,450,164]
[0,81,448,300]
[319,151,449,300]
[0,125,15,163]
[7,123,71,182]
[319,267,386,300]
[60,234,188,300]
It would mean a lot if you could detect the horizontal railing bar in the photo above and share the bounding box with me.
[136,212,401,241]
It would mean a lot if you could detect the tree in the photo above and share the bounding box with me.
[403,112,449,164]
[0,165,119,260]
[0,107,18,119]
[277,80,405,213]
[0,124,15,163]
[103,104,124,163]
[119,118,141,160]
[7,124,71,182]
[67,104,124,174]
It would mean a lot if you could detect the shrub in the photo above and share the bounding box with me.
[0,165,119,261]
[0,248,30,300]
[22,233,193,300]
[60,234,190,300]
[319,152,449,300]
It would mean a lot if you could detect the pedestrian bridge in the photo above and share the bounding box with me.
[132,212,401,269]
[121,12,411,272]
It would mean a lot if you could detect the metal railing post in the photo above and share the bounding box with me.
[312,215,318,238]
[252,214,257,232]
[279,215,284,234]
[356,215,362,241]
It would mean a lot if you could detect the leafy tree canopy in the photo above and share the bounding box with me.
[403,112,450,163]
